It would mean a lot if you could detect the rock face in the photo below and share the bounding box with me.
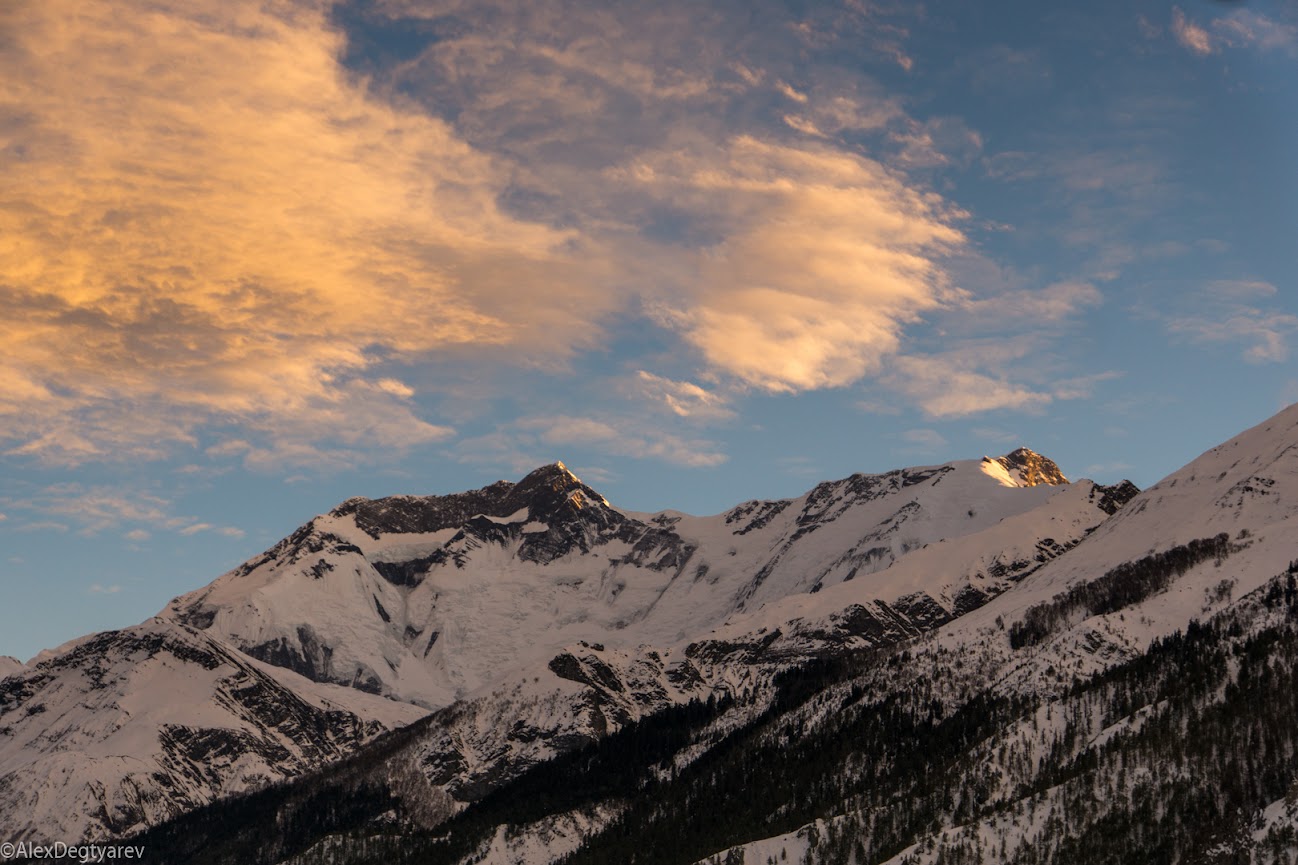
[983,446,1070,487]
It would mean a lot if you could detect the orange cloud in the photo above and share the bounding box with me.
[0,0,610,465]
[620,138,965,392]
[1172,7,1214,56]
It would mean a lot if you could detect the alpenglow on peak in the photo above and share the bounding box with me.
[981,447,1069,487]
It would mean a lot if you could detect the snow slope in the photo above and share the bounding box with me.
[0,656,22,680]
[935,401,1298,696]
[0,619,425,844]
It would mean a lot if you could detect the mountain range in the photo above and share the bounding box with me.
[3,405,1298,864]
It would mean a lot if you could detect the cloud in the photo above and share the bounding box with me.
[1,484,240,537]
[1167,283,1298,364]
[87,584,123,595]
[961,282,1103,324]
[623,137,965,392]
[1083,461,1135,477]
[1213,10,1298,55]
[1169,7,1297,57]
[1206,280,1278,300]
[971,427,1019,444]
[634,372,735,421]
[458,414,728,471]
[571,465,618,485]
[1051,371,1124,401]
[21,486,176,534]
[901,428,949,451]
[13,521,70,534]
[886,354,1054,418]
[519,415,728,467]
[775,456,822,478]
[0,0,602,467]
[890,116,984,169]
[376,0,963,394]
[1168,309,1298,364]
[870,268,1116,419]
[1172,7,1215,55]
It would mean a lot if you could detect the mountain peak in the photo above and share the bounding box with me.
[982,447,1069,487]
[510,461,610,513]
[516,461,579,487]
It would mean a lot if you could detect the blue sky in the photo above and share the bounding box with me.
[1,0,1295,661]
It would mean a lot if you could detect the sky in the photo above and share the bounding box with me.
[1,0,1295,661]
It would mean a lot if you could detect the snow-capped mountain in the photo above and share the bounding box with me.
[163,451,1118,708]
[1,447,1127,846]
[668,403,1298,865]
[0,618,425,845]
[116,405,1298,865]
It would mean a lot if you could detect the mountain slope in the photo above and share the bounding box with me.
[0,656,22,679]
[0,619,425,844]
[647,403,1298,865]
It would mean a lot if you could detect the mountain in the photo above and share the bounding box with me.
[581,402,1298,865]
[0,448,1128,846]
[112,403,1298,865]
[162,453,1111,708]
[0,618,425,845]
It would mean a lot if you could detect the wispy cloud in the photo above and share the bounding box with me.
[571,465,618,485]
[1168,7,1296,57]
[960,282,1103,324]
[0,0,983,468]
[775,456,822,479]
[1212,9,1298,55]
[376,0,965,395]
[1172,7,1215,55]
[971,427,1020,445]
[1,484,241,537]
[519,416,728,467]
[1167,281,1298,364]
[1169,309,1298,364]
[625,138,965,392]
[1084,461,1135,478]
[87,584,123,595]
[457,414,728,471]
[900,428,949,452]
[885,354,1054,418]
[634,372,735,421]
